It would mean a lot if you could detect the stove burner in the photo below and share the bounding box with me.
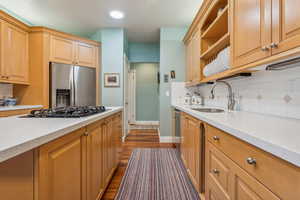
[25,106,107,118]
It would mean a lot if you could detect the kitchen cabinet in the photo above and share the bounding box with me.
[180,113,204,194]
[0,108,37,117]
[0,151,34,200]
[231,0,300,68]
[271,0,300,55]
[38,128,87,200]
[0,20,29,84]
[205,123,300,200]
[76,42,97,67]
[206,142,280,200]
[50,35,97,68]
[87,121,104,200]
[231,0,272,67]
[185,27,201,84]
[37,112,122,200]
[50,35,75,65]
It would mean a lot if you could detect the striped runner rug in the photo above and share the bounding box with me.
[115,148,200,200]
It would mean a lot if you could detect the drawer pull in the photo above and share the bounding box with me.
[213,136,220,141]
[270,43,279,49]
[261,46,270,51]
[84,131,89,136]
[246,157,256,165]
[212,169,220,174]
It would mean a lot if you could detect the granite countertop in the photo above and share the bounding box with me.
[0,105,43,111]
[0,107,123,163]
[173,104,300,167]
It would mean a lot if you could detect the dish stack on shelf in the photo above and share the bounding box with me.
[200,0,230,79]
[203,47,230,77]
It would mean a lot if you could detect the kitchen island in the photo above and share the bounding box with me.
[0,107,123,200]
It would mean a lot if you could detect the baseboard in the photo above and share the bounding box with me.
[133,121,159,125]
[159,136,181,143]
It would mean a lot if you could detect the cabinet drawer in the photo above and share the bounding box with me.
[207,142,280,200]
[206,142,231,199]
[205,124,300,200]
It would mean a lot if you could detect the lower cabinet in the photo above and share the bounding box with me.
[180,113,204,194]
[38,128,87,200]
[0,151,34,200]
[206,142,280,200]
[36,112,122,200]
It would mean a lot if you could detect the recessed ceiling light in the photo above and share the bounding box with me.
[109,10,124,19]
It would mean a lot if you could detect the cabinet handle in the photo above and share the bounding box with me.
[212,169,219,174]
[261,46,270,51]
[246,157,256,165]
[270,43,278,49]
[212,136,220,141]
[84,131,89,136]
[1,76,8,79]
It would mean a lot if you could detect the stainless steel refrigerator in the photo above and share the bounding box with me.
[50,62,96,108]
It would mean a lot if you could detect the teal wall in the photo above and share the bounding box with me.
[128,42,160,63]
[159,27,188,136]
[132,63,159,121]
[90,28,125,106]
[0,5,33,25]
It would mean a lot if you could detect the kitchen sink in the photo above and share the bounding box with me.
[191,108,224,113]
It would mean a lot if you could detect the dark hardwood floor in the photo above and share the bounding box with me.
[101,129,175,200]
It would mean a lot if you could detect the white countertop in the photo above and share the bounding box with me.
[0,105,43,111]
[0,107,123,163]
[173,104,300,167]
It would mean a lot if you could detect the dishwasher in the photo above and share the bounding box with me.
[174,109,181,152]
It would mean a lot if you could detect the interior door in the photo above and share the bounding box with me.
[231,0,272,67]
[271,0,300,55]
[74,66,96,106]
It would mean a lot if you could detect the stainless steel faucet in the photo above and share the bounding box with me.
[210,80,235,111]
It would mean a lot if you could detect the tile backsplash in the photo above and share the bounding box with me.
[172,66,300,119]
[191,66,300,119]
[0,83,13,98]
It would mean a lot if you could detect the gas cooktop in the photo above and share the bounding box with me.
[22,106,107,118]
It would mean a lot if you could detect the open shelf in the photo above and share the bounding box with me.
[200,33,230,60]
[201,5,228,39]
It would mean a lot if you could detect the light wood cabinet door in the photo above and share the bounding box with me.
[87,122,104,200]
[230,162,280,200]
[1,21,29,83]
[271,0,300,55]
[113,113,122,167]
[50,35,75,64]
[0,151,34,200]
[191,28,201,83]
[231,0,272,67]
[38,128,87,200]
[185,40,193,83]
[76,42,96,67]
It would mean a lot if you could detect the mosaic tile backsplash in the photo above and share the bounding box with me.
[0,83,13,98]
[172,66,300,119]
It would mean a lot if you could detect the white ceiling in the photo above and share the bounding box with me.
[0,0,203,42]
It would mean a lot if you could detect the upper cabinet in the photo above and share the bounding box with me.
[271,0,300,55]
[231,0,300,68]
[184,0,300,83]
[0,19,29,84]
[185,24,202,84]
[231,0,272,67]
[50,35,97,68]
[50,35,75,65]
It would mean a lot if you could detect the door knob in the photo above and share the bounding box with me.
[261,46,270,51]
[212,169,220,174]
[213,136,220,141]
[246,157,256,165]
[270,43,278,49]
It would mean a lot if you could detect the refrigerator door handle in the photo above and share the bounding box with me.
[70,66,75,106]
